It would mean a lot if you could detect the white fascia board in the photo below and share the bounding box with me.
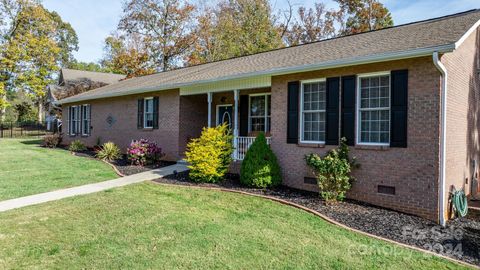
[58,44,455,104]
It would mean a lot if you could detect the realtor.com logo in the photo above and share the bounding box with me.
[348,225,464,258]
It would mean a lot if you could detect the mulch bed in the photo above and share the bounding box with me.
[155,171,480,266]
[64,147,175,176]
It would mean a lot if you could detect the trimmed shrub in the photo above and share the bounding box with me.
[68,140,87,152]
[240,133,281,188]
[185,123,233,183]
[96,142,121,162]
[305,138,357,203]
[43,134,62,148]
[127,139,164,166]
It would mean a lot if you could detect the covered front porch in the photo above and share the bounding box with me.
[179,87,272,160]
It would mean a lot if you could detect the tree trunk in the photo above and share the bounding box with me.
[38,101,44,122]
[0,94,6,122]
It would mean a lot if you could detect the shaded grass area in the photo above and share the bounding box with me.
[0,183,470,269]
[0,139,117,200]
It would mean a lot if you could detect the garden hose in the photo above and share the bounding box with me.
[451,189,468,218]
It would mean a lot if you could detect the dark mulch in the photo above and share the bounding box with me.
[155,171,480,266]
[64,147,175,176]
[110,157,176,176]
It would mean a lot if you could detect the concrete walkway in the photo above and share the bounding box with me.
[0,163,188,213]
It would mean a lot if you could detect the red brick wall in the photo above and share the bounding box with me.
[62,89,181,160]
[178,94,208,156]
[442,28,480,214]
[270,57,441,221]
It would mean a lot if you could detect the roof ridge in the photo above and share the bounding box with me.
[121,8,480,80]
[61,68,126,77]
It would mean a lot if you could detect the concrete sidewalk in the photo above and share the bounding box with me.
[0,163,188,213]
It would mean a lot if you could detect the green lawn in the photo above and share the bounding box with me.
[0,183,470,269]
[0,139,117,200]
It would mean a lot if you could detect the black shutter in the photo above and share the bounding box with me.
[287,81,300,144]
[390,70,408,148]
[153,97,159,129]
[326,77,340,145]
[80,105,84,136]
[88,104,92,136]
[239,95,249,136]
[67,106,71,136]
[341,76,356,146]
[137,98,144,129]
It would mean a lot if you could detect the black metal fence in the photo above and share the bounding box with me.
[0,121,58,139]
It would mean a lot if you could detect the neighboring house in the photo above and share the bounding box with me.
[44,68,126,130]
[58,10,480,225]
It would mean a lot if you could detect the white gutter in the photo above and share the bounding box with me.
[433,51,447,227]
[57,44,455,104]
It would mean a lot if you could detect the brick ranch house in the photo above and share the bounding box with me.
[58,10,480,225]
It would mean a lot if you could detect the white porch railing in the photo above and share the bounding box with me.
[234,136,271,160]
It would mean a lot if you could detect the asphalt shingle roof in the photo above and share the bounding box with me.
[59,9,480,104]
[61,69,126,85]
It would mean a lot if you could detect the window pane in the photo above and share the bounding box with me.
[250,96,265,117]
[303,81,326,111]
[302,81,326,142]
[145,99,153,113]
[145,113,154,128]
[360,109,390,143]
[303,112,325,142]
[250,117,265,132]
[360,75,390,109]
[359,75,390,144]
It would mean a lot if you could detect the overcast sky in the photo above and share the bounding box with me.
[42,0,479,63]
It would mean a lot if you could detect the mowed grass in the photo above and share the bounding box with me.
[0,183,470,269]
[0,139,117,200]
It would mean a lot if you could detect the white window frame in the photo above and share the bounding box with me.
[69,106,79,136]
[81,104,90,136]
[248,93,271,133]
[300,78,327,144]
[143,97,154,129]
[356,71,391,146]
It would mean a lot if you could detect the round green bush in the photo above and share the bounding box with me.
[240,133,281,188]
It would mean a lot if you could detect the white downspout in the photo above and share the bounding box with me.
[433,51,447,227]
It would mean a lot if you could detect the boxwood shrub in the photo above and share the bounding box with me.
[240,133,281,188]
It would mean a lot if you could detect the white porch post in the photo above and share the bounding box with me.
[207,92,212,127]
[233,89,239,160]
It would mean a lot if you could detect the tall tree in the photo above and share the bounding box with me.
[335,0,393,35]
[118,0,196,71]
[101,35,155,78]
[281,3,339,46]
[67,61,112,73]
[187,0,284,65]
[0,0,78,121]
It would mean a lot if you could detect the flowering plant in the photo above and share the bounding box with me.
[127,139,164,166]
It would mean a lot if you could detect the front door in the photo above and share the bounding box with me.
[217,105,233,129]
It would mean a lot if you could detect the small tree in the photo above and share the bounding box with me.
[240,133,281,188]
[305,138,357,203]
[185,123,233,183]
